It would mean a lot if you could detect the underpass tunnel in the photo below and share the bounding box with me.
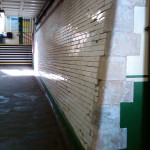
[0,0,149,150]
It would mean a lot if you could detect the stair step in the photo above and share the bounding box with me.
[0,45,31,47]
[0,56,32,58]
[0,50,31,51]
[0,46,32,48]
[0,57,32,60]
[0,53,32,55]
[0,45,32,64]
[0,60,32,63]
[0,48,32,50]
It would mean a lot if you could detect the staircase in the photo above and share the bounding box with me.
[0,45,32,64]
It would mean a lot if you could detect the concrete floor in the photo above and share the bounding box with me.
[0,65,69,150]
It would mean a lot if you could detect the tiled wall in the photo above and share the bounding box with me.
[34,0,112,149]
[34,0,147,149]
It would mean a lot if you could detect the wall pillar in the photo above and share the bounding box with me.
[19,17,23,44]
[93,0,148,149]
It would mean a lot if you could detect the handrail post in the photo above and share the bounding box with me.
[19,17,23,44]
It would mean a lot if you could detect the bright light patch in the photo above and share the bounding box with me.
[0,12,5,18]
[1,69,35,76]
[89,10,106,23]
[34,41,39,73]
[40,71,67,81]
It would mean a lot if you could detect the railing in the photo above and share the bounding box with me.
[22,18,34,45]
[23,32,32,45]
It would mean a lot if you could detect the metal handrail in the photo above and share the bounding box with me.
[23,35,32,42]
[23,32,32,44]
[23,32,32,38]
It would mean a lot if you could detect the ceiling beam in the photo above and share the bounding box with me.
[0,0,48,18]
[19,0,24,16]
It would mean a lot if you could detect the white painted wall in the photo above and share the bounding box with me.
[3,32,19,44]
[0,17,19,44]
[5,17,11,32]
[0,16,5,34]
[127,6,149,76]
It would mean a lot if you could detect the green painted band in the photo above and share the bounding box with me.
[126,75,149,78]
[120,82,149,150]
[38,76,85,150]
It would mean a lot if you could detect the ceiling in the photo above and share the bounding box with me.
[0,0,48,18]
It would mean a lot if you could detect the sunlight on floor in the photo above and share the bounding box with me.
[0,69,36,76]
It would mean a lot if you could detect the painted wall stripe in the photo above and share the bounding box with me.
[126,75,149,78]
[120,82,149,150]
